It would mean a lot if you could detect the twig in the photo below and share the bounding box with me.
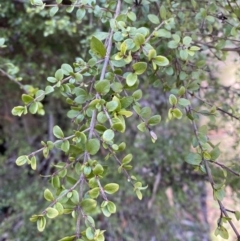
[76,151,89,238]
[75,0,122,237]
[194,95,240,121]
[29,134,75,157]
[210,160,240,177]
[96,177,108,201]
[28,127,90,157]
[109,149,135,187]
[194,41,240,52]
[32,66,90,104]
[226,209,236,214]
[145,21,165,43]
[147,170,161,209]
[103,106,113,126]
[0,68,27,92]
[41,177,81,215]
[186,105,240,240]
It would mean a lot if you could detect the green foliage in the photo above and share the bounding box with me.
[1,0,240,240]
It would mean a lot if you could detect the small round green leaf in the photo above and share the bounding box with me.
[81,198,97,213]
[61,63,73,75]
[50,6,59,17]
[148,115,161,126]
[71,190,79,204]
[106,100,119,112]
[37,216,46,232]
[132,62,147,75]
[30,215,39,222]
[87,139,100,155]
[47,77,58,83]
[30,156,37,170]
[185,152,202,165]
[55,202,64,215]
[22,94,34,104]
[53,125,64,139]
[126,73,138,87]
[76,8,86,21]
[104,183,119,194]
[127,11,136,21]
[35,90,45,102]
[51,176,60,188]
[102,206,111,217]
[169,94,177,105]
[93,164,104,176]
[44,189,54,202]
[172,108,183,119]
[132,89,142,101]
[55,69,63,81]
[102,129,114,142]
[137,122,146,132]
[86,227,94,240]
[136,189,142,200]
[46,207,59,219]
[29,102,38,114]
[61,140,70,152]
[168,40,178,49]
[88,187,100,198]
[178,98,190,107]
[160,5,167,19]
[45,85,54,95]
[189,46,200,51]
[180,49,188,60]
[66,5,74,13]
[12,106,25,116]
[183,36,192,46]
[107,201,116,213]
[153,55,169,66]
[16,155,29,166]
[148,14,160,24]
[95,79,110,95]
[122,154,133,165]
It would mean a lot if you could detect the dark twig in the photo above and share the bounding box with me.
[210,160,240,177]
[193,95,240,121]
[0,68,27,92]
[186,104,240,240]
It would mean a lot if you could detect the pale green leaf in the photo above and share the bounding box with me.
[148,14,160,24]
[87,139,100,155]
[148,115,161,126]
[102,129,115,142]
[16,155,29,166]
[178,98,190,107]
[185,153,202,165]
[53,125,64,139]
[44,189,54,202]
[104,183,119,194]
[132,62,147,75]
[46,207,59,219]
[37,217,46,232]
[76,8,86,20]
[50,6,59,17]
[126,73,138,86]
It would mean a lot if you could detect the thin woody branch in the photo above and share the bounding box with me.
[186,104,240,240]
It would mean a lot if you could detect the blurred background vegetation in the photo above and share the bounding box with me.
[1,1,240,241]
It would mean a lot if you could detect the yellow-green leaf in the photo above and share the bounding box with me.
[46,207,59,219]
